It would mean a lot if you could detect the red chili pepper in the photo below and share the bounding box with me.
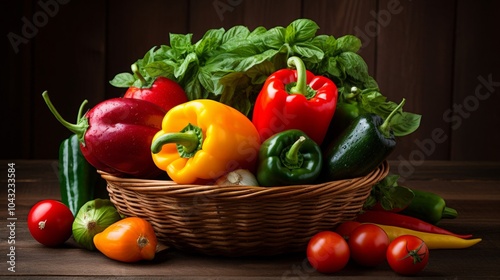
[124,64,188,112]
[42,91,165,178]
[251,56,338,144]
[356,210,473,239]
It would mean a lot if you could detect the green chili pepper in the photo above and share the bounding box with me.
[256,129,323,186]
[401,189,458,224]
[59,134,97,215]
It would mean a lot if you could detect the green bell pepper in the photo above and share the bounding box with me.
[256,129,323,186]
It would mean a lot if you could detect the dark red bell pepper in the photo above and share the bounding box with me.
[124,64,188,112]
[251,56,338,144]
[356,210,473,239]
[42,91,165,178]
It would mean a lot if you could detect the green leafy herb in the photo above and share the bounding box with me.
[109,17,421,135]
[364,174,415,211]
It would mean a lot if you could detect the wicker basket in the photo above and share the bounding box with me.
[99,161,389,256]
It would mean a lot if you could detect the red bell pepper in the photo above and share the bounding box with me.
[124,64,188,112]
[356,210,473,239]
[42,91,166,178]
[251,56,338,144]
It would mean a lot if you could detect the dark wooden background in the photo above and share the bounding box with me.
[3,0,499,162]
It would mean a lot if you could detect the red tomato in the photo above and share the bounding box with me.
[335,221,361,240]
[387,235,429,275]
[307,231,350,274]
[348,224,390,267]
[27,199,74,247]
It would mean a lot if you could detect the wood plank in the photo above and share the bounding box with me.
[375,0,456,161]
[303,0,378,76]
[106,0,190,98]
[30,0,106,159]
[451,0,500,160]
[2,0,34,159]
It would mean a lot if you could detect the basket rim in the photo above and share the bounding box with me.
[99,161,389,200]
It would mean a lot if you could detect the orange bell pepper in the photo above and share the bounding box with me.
[151,99,261,184]
[93,217,157,263]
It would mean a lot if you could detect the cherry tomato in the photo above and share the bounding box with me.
[307,231,350,274]
[27,199,74,247]
[387,235,429,275]
[348,223,390,267]
[335,221,361,240]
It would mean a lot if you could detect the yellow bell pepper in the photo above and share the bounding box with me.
[151,99,261,184]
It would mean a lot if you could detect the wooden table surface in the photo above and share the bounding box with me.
[1,160,499,279]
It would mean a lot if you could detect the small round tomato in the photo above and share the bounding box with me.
[307,231,350,274]
[387,235,429,275]
[335,221,361,240]
[27,199,74,247]
[348,224,390,267]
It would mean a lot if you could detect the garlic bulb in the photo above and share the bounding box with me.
[215,169,259,186]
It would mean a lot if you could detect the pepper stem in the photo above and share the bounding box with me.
[286,56,316,99]
[151,123,203,158]
[442,206,458,219]
[42,91,89,145]
[282,136,306,169]
[379,98,406,138]
[131,63,147,87]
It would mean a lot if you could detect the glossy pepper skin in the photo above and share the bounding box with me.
[124,63,188,112]
[93,217,158,263]
[321,90,360,150]
[401,189,458,224]
[59,134,97,215]
[373,223,482,250]
[322,99,406,181]
[252,56,338,144]
[42,91,165,178]
[257,129,322,186]
[356,210,472,239]
[151,99,261,184]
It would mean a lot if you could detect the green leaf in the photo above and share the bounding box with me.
[183,69,202,100]
[336,35,362,53]
[291,43,324,63]
[326,56,344,80]
[169,33,194,55]
[142,46,158,65]
[195,28,224,58]
[109,73,135,88]
[385,185,415,210]
[222,25,250,44]
[174,52,198,80]
[364,174,415,211]
[234,49,279,72]
[197,66,228,96]
[245,60,275,84]
[261,26,286,49]
[311,35,337,56]
[390,112,422,136]
[338,52,370,83]
[144,61,174,78]
[285,18,319,44]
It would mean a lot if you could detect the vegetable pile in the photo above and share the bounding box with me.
[32,18,480,271]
